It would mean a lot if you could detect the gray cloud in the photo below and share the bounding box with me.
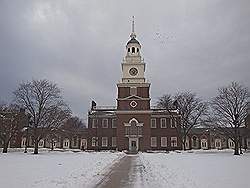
[0,0,249,120]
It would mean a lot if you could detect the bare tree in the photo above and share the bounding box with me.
[157,92,208,150]
[210,82,249,155]
[0,104,27,153]
[14,79,71,154]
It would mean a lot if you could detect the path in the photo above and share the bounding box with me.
[94,154,147,188]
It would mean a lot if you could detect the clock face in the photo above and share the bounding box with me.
[129,67,138,76]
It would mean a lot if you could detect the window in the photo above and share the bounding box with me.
[215,140,221,148]
[112,119,117,128]
[39,140,44,147]
[151,137,157,147]
[128,48,130,52]
[171,137,177,147]
[92,137,98,147]
[170,118,177,128]
[64,139,69,147]
[192,136,197,147]
[151,118,156,128]
[92,119,98,128]
[112,137,117,147]
[102,119,108,128]
[228,139,235,148]
[102,137,108,147]
[132,47,135,53]
[72,137,77,146]
[161,137,167,147]
[130,87,137,95]
[160,118,167,128]
[201,141,207,148]
[137,48,139,52]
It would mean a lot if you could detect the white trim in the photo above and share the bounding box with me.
[201,139,208,149]
[102,137,108,147]
[160,118,167,128]
[151,118,156,128]
[161,137,168,147]
[102,119,108,128]
[171,137,178,147]
[151,137,157,147]
[129,137,139,151]
[130,101,138,108]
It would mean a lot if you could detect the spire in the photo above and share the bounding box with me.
[130,16,136,39]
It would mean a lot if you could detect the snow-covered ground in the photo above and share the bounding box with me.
[1,149,249,188]
[139,150,250,188]
[0,150,124,188]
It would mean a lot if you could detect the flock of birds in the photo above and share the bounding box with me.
[153,29,175,47]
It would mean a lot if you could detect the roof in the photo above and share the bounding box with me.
[127,38,140,45]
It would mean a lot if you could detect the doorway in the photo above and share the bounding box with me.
[129,138,138,152]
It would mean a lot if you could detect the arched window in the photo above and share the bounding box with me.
[128,48,130,53]
[137,48,139,52]
[132,47,135,53]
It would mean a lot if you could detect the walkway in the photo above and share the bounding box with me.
[94,154,147,188]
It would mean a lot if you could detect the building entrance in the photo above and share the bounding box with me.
[129,138,138,152]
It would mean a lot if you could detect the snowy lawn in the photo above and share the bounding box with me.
[0,150,124,188]
[140,150,250,188]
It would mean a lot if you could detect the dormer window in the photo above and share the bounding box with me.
[132,47,135,53]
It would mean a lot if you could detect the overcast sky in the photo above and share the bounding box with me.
[0,0,249,120]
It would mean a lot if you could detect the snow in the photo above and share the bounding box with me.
[1,149,249,188]
[0,150,124,188]
[139,150,250,188]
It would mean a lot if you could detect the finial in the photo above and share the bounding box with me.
[132,16,135,33]
[130,16,136,38]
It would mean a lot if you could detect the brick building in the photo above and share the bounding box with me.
[87,21,181,152]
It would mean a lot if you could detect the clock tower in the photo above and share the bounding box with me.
[116,17,151,152]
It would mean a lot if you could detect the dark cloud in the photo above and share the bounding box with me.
[0,0,249,119]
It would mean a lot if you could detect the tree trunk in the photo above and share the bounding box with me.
[234,141,240,155]
[51,140,54,151]
[183,135,186,151]
[2,142,8,153]
[34,139,39,154]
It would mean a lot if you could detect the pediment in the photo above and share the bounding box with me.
[122,95,144,100]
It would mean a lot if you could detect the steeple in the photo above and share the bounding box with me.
[119,18,147,84]
[130,16,136,39]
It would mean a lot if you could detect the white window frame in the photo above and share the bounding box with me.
[171,137,178,147]
[161,137,168,147]
[92,137,98,147]
[39,139,44,147]
[112,119,117,128]
[170,118,177,128]
[102,119,108,128]
[92,119,97,128]
[151,118,156,128]
[151,137,157,147]
[160,118,167,128]
[112,137,117,147]
[102,137,108,147]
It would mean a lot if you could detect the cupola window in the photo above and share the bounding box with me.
[132,47,135,53]
[137,48,139,52]
[128,48,130,52]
